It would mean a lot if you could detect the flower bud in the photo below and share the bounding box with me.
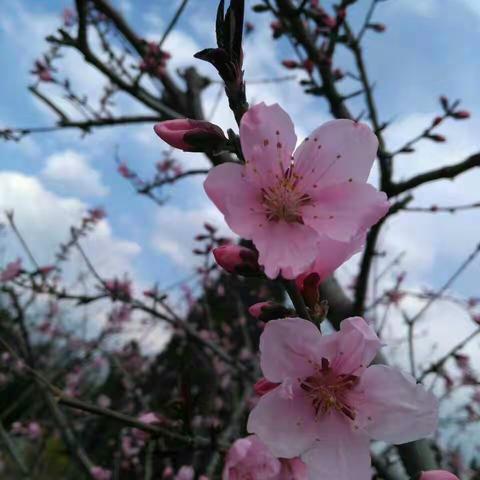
[212,245,261,276]
[254,377,279,396]
[452,110,471,119]
[154,119,227,152]
[298,272,321,309]
[282,60,299,69]
[427,133,446,143]
[368,23,386,32]
[418,471,460,480]
[248,301,291,321]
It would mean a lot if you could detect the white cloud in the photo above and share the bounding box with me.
[151,201,231,268]
[41,149,109,198]
[0,171,139,277]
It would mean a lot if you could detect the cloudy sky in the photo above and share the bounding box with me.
[1,0,480,392]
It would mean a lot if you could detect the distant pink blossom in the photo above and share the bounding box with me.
[90,466,112,480]
[419,471,460,480]
[133,412,163,441]
[247,317,438,480]
[222,435,307,480]
[1,258,22,282]
[27,421,42,440]
[62,8,76,27]
[31,60,54,82]
[204,103,389,279]
[175,466,194,480]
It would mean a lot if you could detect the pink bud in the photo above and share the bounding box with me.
[212,245,261,276]
[248,301,291,321]
[419,471,460,480]
[298,272,321,308]
[154,119,227,152]
[254,378,279,396]
[428,134,446,143]
[249,301,274,318]
[281,60,299,69]
[432,116,443,126]
[453,110,471,119]
[368,23,386,32]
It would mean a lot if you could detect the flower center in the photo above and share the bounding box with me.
[300,358,358,420]
[261,167,311,223]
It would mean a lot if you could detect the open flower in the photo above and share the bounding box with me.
[223,435,307,480]
[204,103,389,279]
[247,317,438,480]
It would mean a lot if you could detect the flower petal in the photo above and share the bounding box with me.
[252,221,318,279]
[259,318,325,382]
[296,233,366,287]
[204,162,247,214]
[301,413,372,480]
[204,162,265,238]
[240,103,297,188]
[247,385,319,458]
[222,435,281,480]
[332,317,382,374]
[293,119,378,191]
[353,365,438,444]
[303,181,389,242]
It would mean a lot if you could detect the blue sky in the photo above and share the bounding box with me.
[1,0,480,359]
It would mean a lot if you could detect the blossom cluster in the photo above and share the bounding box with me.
[153,102,443,480]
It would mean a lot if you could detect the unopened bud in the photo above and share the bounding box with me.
[248,301,291,321]
[432,116,443,127]
[281,60,299,69]
[368,23,386,32]
[298,272,321,309]
[212,245,261,276]
[154,119,227,152]
[452,110,470,119]
[254,377,279,396]
[427,134,446,143]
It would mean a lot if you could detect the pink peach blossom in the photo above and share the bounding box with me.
[204,103,389,279]
[419,471,460,480]
[223,435,307,480]
[295,231,366,287]
[247,317,438,480]
[90,466,112,480]
[1,258,22,282]
[175,466,194,480]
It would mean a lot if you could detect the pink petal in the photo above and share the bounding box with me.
[301,413,372,480]
[332,317,382,374]
[204,162,264,238]
[204,162,247,214]
[303,181,389,242]
[240,103,297,188]
[247,385,319,458]
[293,119,378,191]
[259,318,323,382]
[222,435,281,480]
[296,233,366,287]
[252,221,318,279]
[354,365,438,444]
